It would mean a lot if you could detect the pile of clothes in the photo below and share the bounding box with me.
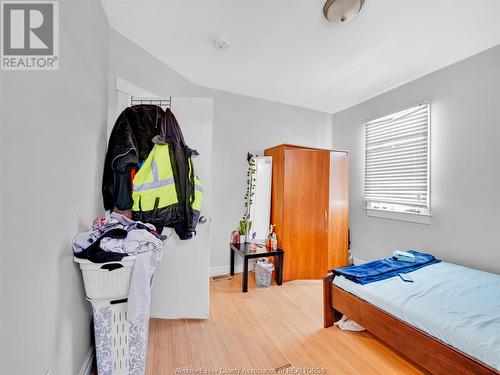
[73,212,164,322]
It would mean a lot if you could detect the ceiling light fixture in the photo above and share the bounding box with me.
[214,37,229,50]
[323,0,365,24]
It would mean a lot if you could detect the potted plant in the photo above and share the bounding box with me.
[238,218,252,244]
[233,154,256,244]
[240,156,257,243]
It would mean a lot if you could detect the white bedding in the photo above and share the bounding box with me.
[333,261,500,370]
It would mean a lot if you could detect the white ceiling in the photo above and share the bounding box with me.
[101,0,500,113]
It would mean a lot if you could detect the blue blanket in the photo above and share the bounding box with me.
[333,251,440,284]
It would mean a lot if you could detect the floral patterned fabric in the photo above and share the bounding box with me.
[93,305,149,375]
[129,313,150,375]
[93,306,112,375]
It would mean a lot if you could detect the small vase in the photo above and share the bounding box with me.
[231,231,239,245]
[239,234,246,244]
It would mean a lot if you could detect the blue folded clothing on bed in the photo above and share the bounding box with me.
[333,250,440,284]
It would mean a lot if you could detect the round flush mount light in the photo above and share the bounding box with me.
[214,37,229,50]
[323,0,365,24]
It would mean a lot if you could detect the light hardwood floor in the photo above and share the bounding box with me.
[145,273,427,374]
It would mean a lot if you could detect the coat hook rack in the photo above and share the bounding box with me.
[130,96,172,110]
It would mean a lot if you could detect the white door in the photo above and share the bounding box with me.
[150,97,213,319]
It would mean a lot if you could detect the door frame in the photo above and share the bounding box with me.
[108,77,159,139]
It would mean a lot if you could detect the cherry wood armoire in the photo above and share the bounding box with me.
[264,144,349,281]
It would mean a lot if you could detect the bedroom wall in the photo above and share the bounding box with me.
[107,29,333,274]
[331,45,500,274]
[0,1,110,374]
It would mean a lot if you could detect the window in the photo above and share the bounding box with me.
[364,103,430,217]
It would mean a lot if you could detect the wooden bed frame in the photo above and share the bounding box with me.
[323,272,499,375]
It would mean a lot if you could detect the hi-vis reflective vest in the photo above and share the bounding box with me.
[132,143,203,232]
[190,159,203,214]
[132,144,178,212]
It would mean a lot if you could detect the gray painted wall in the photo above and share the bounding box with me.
[209,91,332,270]
[107,30,333,271]
[331,45,500,274]
[1,2,496,372]
[0,1,109,374]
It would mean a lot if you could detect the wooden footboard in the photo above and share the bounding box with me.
[323,272,341,328]
[323,273,499,375]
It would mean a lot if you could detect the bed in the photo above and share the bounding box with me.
[323,261,500,374]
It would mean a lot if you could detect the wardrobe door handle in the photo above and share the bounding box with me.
[324,210,328,232]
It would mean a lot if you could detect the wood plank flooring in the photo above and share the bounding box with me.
[145,273,427,374]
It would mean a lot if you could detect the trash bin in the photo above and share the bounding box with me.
[75,256,148,375]
[255,258,274,288]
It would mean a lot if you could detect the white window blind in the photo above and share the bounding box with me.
[365,103,430,215]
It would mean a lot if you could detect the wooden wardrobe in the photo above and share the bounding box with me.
[264,144,349,281]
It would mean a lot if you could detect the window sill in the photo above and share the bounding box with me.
[366,208,431,224]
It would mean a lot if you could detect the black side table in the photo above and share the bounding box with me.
[230,242,284,293]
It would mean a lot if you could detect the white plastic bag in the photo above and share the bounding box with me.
[334,315,366,332]
[255,258,274,288]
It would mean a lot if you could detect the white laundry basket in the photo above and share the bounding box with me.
[75,256,148,375]
[75,257,135,300]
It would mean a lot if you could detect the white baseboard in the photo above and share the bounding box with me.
[78,346,94,375]
[210,264,243,276]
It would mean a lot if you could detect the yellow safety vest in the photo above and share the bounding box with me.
[132,144,178,211]
[190,159,203,213]
[132,144,203,217]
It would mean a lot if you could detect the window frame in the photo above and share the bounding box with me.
[363,102,432,224]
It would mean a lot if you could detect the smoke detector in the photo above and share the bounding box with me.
[323,0,365,24]
[214,37,229,50]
